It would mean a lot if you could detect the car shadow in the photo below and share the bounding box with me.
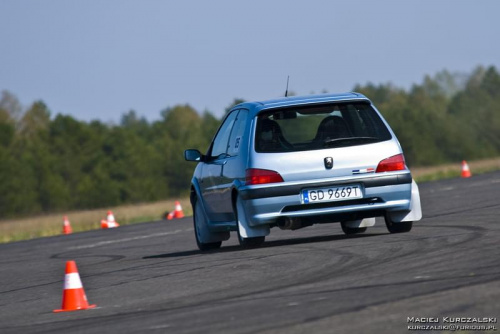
[143,232,382,259]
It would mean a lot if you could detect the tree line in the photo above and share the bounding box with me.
[1,65,499,218]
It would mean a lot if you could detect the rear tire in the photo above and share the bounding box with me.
[340,222,367,235]
[385,214,413,233]
[237,232,265,248]
[193,198,222,251]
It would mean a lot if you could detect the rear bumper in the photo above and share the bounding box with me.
[238,172,413,226]
[239,172,412,200]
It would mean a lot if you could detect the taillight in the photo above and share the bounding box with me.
[245,168,284,185]
[376,154,407,173]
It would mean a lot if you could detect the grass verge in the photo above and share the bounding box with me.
[0,198,192,244]
[1,157,500,244]
[411,157,500,183]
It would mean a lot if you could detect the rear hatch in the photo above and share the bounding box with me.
[249,101,406,183]
[251,140,403,183]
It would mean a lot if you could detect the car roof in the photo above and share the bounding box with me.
[232,92,371,114]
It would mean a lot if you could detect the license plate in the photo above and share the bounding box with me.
[301,184,362,204]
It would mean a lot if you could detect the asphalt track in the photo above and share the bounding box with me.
[1,172,499,334]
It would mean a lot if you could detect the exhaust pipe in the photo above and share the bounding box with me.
[278,217,302,230]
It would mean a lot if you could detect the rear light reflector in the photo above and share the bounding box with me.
[245,168,284,185]
[376,154,407,173]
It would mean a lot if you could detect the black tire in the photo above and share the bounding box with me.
[195,232,222,251]
[385,214,413,233]
[340,222,367,235]
[237,231,265,248]
[193,198,222,251]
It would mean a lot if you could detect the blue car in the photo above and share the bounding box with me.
[185,93,422,250]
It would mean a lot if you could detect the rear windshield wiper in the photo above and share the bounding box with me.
[322,137,380,147]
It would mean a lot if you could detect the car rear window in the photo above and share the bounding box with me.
[255,102,392,153]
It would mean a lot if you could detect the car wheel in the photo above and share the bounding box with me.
[237,230,265,248]
[340,222,367,235]
[235,197,265,248]
[384,214,413,233]
[193,198,222,251]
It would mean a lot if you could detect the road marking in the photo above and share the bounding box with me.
[149,324,171,330]
[67,229,185,250]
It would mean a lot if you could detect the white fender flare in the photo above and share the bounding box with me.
[236,196,270,238]
[389,179,423,222]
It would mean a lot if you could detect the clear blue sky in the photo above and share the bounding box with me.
[1,0,499,122]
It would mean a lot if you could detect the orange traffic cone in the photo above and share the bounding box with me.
[62,216,72,235]
[173,201,185,218]
[461,160,471,178]
[167,201,184,220]
[101,210,120,229]
[54,261,96,312]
